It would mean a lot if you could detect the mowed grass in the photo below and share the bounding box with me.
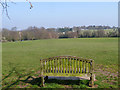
[2,38,118,88]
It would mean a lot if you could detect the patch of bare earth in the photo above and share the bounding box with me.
[94,64,118,85]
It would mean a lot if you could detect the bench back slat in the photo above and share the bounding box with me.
[49,60,51,73]
[71,58,74,73]
[74,58,76,73]
[83,61,85,73]
[85,61,88,73]
[52,59,53,73]
[65,58,67,73]
[43,61,45,73]
[77,59,79,73]
[68,58,71,73]
[80,60,82,73]
[60,58,62,73]
[57,58,59,73]
[54,58,56,73]
[40,56,93,75]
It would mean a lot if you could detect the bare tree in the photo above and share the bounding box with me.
[97,30,105,37]
[0,0,33,19]
[83,30,92,38]
[0,0,11,19]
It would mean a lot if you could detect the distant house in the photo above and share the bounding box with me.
[1,37,7,42]
[81,29,85,30]
[63,32,65,34]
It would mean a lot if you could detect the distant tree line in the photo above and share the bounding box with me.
[58,25,117,32]
[2,26,58,42]
[59,29,118,38]
[1,25,118,42]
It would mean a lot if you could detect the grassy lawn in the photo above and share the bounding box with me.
[2,38,118,88]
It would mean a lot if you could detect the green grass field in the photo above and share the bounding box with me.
[2,38,118,88]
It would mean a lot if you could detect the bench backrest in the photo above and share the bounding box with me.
[40,56,94,75]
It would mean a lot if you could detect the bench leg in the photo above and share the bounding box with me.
[89,73,94,87]
[40,76,44,87]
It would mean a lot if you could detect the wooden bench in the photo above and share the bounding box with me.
[40,56,95,87]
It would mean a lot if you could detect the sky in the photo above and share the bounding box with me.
[2,2,118,30]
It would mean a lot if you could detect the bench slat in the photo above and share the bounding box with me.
[60,58,62,73]
[77,59,79,73]
[52,59,54,73]
[80,60,82,73]
[49,60,51,72]
[46,61,48,73]
[46,60,47,73]
[55,58,57,73]
[86,61,88,73]
[74,59,76,73]
[45,61,47,73]
[72,58,73,73]
[44,61,46,73]
[83,61,85,73]
[89,62,91,73]
[63,58,65,73]
[57,58,59,73]
[68,58,71,73]
[65,58,68,73]
[49,60,51,73]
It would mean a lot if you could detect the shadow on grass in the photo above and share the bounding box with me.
[3,74,89,88]
[2,67,15,81]
[2,63,89,88]
[2,62,35,89]
[20,76,89,88]
[20,76,41,86]
[3,72,33,89]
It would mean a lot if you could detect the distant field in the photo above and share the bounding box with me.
[2,38,118,88]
